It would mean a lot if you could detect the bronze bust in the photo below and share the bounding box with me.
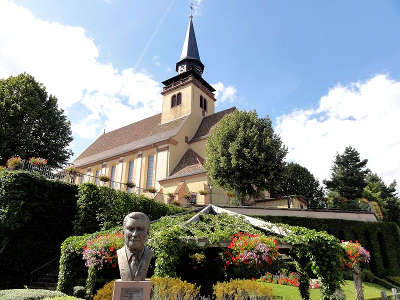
[117,212,153,281]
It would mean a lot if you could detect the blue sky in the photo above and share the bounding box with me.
[1,0,400,186]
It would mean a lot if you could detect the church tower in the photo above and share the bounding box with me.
[161,17,216,125]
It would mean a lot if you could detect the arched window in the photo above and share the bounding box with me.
[200,95,203,109]
[171,95,177,107]
[177,93,182,106]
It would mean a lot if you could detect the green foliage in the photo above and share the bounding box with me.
[279,162,325,208]
[0,73,73,167]
[73,183,184,234]
[93,280,114,300]
[257,215,400,277]
[57,227,121,295]
[280,225,344,300]
[151,277,201,300]
[43,297,83,300]
[205,110,287,200]
[363,172,400,226]
[213,279,272,300]
[324,146,368,201]
[0,289,67,300]
[327,190,360,210]
[0,170,77,288]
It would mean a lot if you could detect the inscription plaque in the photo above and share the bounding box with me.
[121,287,143,300]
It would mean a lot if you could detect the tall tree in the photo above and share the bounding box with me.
[0,73,73,166]
[205,110,287,200]
[324,146,368,200]
[280,162,325,208]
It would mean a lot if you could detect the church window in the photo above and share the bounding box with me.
[200,95,203,109]
[110,165,116,188]
[127,160,134,192]
[146,155,154,188]
[204,98,207,111]
[171,95,177,107]
[177,93,182,105]
[95,170,99,185]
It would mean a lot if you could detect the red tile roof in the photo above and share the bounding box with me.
[74,114,187,167]
[190,107,236,142]
[166,149,206,180]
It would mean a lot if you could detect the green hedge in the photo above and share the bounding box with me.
[73,183,185,234]
[257,215,400,277]
[0,289,68,300]
[0,171,77,288]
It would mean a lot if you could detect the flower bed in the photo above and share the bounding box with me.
[82,231,124,270]
[260,272,321,289]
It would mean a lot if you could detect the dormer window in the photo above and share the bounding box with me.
[200,95,207,111]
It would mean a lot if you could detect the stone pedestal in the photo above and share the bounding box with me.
[112,280,152,300]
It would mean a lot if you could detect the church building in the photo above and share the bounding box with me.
[73,17,236,206]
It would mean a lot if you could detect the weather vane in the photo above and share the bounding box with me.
[190,1,194,19]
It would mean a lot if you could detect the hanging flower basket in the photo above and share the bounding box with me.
[146,187,157,194]
[225,232,279,269]
[99,175,110,183]
[183,193,192,200]
[199,190,209,195]
[6,156,22,170]
[29,157,47,166]
[341,240,370,269]
[65,166,81,176]
[126,182,136,189]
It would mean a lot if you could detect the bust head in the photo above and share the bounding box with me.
[122,212,150,252]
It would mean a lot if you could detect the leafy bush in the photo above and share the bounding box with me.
[72,286,85,299]
[93,280,114,300]
[257,215,400,277]
[73,183,184,234]
[0,289,67,300]
[361,269,375,283]
[43,297,83,300]
[151,277,200,300]
[213,279,272,300]
[0,170,77,288]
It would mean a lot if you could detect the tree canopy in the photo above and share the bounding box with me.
[280,162,325,208]
[205,110,287,199]
[0,73,73,166]
[323,146,368,200]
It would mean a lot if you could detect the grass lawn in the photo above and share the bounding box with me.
[262,280,391,300]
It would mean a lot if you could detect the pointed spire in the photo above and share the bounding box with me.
[176,18,204,76]
[180,18,201,61]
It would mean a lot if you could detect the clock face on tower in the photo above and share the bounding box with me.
[178,64,187,74]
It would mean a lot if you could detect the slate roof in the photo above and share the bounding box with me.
[73,114,187,167]
[165,149,206,180]
[190,107,236,142]
[180,18,201,61]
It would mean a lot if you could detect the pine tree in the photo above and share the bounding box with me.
[323,146,368,200]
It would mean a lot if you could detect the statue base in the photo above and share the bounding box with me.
[112,279,152,300]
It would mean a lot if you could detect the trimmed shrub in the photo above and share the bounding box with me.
[0,171,77,288]
[93,280,115,300]
[151,277,200,300]
[257,215,400,277]
[73,183,185,234]
[213,279,272,300]
[0,289,67,300]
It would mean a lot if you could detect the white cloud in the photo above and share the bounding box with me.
[212,82,237,106]
[0,0,162,142]
[276,74,400,187]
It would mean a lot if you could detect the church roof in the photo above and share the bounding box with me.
[190,107,236,142]
[166,149,206,180]
[180,18,201,61]
[73,114,187,167]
